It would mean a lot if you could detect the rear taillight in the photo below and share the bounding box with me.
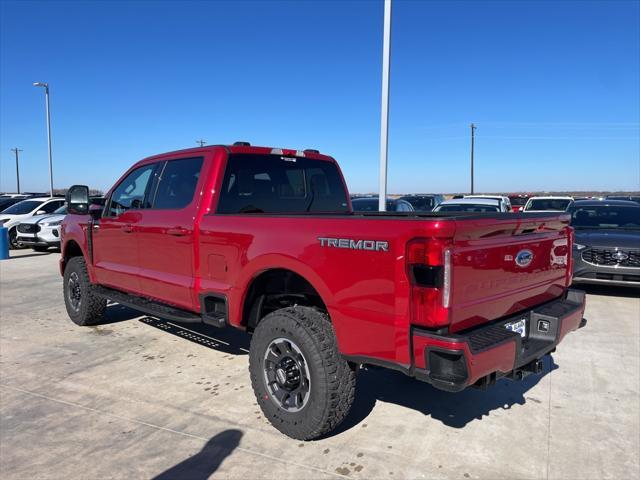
[406,238,451,327]
[566,227,574,286]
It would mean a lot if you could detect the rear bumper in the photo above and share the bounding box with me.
[412,289,586,392]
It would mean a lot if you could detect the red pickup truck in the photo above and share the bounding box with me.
[61,143,586,440]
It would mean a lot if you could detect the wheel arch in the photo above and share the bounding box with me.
[61,239,86,273]
[238,259,334,331]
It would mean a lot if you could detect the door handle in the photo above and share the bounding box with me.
[167,227,188,237]
[122,224,134,233]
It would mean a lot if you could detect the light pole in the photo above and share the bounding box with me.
[470,123,476,194]
[378,0,392,211]
[33,82,54,197]
[10,148,22,193]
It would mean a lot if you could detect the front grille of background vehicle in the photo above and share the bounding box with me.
[582,248,640,268]
[17,224,40,234]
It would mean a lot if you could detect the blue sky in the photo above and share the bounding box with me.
[1,0,639,194]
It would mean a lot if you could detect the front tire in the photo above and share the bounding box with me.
[8,228,20,250]
[249,306,356,440]
[63,256,107,326]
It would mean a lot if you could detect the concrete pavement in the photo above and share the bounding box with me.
[1,250,638,479]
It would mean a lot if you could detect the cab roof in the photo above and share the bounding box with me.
[138,143,335,165]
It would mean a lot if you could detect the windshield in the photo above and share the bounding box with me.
[435,203,500,212]
[570,205,640,229]
[509,196,528,206]
[525,199,572,211]
[54,206,67,214]
[1,200,43,215]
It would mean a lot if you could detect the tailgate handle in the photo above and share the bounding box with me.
[121,224,134,233]
[167,227,188,237]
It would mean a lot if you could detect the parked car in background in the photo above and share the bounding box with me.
[508,194,531,212]
[351,196,415,212]
[569,199,640,287]
[524,196,573,212]
[397,194,444,212]
[605,195,640,204]
[0,197,66,248]
[16,205,67,252]
[433,198,502,212]
[463,195,512,212]
[0,196,28,212]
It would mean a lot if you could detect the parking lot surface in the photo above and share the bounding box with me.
[1,250,638,479]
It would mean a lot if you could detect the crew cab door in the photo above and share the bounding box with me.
[135,156,205,310]
[93,163,156,293]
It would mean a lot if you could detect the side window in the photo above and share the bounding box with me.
[151,157,203,210]
[40,200,64,213]
[106,164,155,216]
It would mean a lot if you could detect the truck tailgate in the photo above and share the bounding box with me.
[449,214,572,332]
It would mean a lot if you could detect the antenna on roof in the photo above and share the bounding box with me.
[196,139,207,147]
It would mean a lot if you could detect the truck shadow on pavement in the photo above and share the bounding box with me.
[98,304,252,355]
[152,429,243,480]
[138,316,251,356]
[334,355,558,433]
[103,303,559,434]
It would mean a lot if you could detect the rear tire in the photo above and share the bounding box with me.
[249,306,356,440]
[63,256,107,326]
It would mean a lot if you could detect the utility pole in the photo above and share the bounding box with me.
[470,123,476,194]
[196,139,207,147]
[10,148,23,193]
[378,0,392,211]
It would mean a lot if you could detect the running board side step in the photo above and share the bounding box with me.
[93,286,225,327]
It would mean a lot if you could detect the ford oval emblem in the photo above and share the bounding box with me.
[515,249,534,267]
[612,250,629,262]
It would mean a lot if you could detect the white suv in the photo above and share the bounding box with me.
[0,197,66,248]
[16,205,67,251]
[464,195,512,212]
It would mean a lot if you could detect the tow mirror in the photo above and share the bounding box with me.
[66,185,90,215]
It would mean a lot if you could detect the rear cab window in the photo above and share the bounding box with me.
[150,157,203,210]
[216,154,349,214]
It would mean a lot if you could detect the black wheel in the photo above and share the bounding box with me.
[32,246,49,252]
[249,306,356,440]
[63,256,107,326]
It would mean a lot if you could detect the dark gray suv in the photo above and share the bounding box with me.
[570,200,640,287]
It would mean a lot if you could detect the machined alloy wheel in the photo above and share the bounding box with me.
[67,271,82,312]
[262,337,311,412]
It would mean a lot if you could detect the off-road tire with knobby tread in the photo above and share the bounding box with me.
[249,306,356,440]
[63,256,107,326]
